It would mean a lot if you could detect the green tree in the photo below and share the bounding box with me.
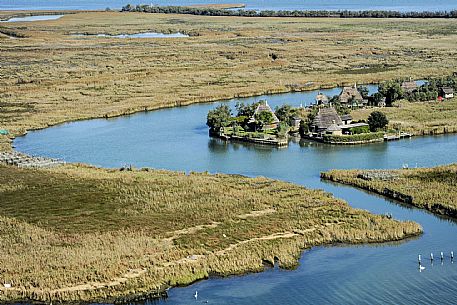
[367,111,389,132]
[299,119,309,136]
[378,80,403,106]
[372,92,384,106]
[357,85,369,99]
[275,104,294,123]
[277,122,289,138]
[235,102,258,118]
[206,105,232,132]
[255,110,274,129]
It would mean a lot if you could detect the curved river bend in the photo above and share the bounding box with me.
[14,87,457,305]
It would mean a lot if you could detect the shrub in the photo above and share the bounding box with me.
[323,132,384,143]
[368,111,389,132]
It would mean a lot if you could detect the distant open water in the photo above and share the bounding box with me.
[1,0,457,11]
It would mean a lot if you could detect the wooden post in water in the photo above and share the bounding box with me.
[418,254,421,265]
[430,253,434,262]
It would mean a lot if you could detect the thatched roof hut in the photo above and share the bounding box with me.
[311,107,343,132]
[248,100,280,129]
[315,93,329,105]
[339,84,363,104]
[401,81,418,92]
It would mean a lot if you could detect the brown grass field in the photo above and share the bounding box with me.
[352,99,457,136]
[1,12,457,150]
[0,164,421,303]
[1,11,455,303]
[322,164,457,218]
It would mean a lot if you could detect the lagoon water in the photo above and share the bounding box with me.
[14,87,457,304]
[1,0,457,12]
[0,15,64,22]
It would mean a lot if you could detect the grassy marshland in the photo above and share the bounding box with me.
[1,12,457,150]
[321,164,457,217]
[0,164,421,303]
[351,98,457,136]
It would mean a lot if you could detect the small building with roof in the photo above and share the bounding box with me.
[315,93,329,106]
[440,87,454,99]
[326,121,342,136]
[339,84,364,107]
[311,107,343,133]
[401,80,418,93]
[248,100,280,130]
[311,107,369,136]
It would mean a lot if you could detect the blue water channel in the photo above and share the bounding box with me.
[14,85,457,304]
[0,15,64,22]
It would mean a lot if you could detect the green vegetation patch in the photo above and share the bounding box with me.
[0,164,421,303]
[321,164,457,217]
[323,131,384,143]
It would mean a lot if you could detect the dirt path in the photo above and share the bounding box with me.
[0,268,148,294]
[0,209,280,294]
[215,231,299,255]
[164,208,277,241]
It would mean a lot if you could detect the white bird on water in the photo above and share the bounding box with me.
[195,290,198,300]
[419,265,426,272]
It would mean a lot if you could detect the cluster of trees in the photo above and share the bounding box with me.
[206,102,303,138]
[367,111,389,132]
[376,75,457,104]
[206,104,232,132]
[121,5,457,18]
[206,102,271,133]
[406,76,456,102]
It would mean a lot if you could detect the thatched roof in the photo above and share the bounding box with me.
[401,81,417,92]
[311,107,343,131]
[248,100,280,124]
[442,87,454,94]
[315,93,329,104]
[339,85,363,104]
[327,123,341,132]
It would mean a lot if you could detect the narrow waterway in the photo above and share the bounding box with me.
[14,87,457,304]
[0,15,64,22]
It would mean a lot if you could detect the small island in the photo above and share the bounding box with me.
[206,90,391,146]
[206,100,306,147]
[206,74,457,146]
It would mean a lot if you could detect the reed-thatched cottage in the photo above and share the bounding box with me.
[401,80,418,93]
[248,100,280,129]
[339,84,364,107]
[311,107,343,133]
[311,107,368,136]
[315,93,329,106]
[440,87,454,99]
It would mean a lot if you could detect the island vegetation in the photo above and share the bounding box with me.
[0,164,422,303]
[121,4,457,19]
[2,11,457,151]
[321,164,457,218]
[207,101,306,146]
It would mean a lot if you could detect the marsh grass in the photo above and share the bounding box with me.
[351,98,457,135]
[322,164,457,217]
[0,164,421,303]
[1,12,457,150]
